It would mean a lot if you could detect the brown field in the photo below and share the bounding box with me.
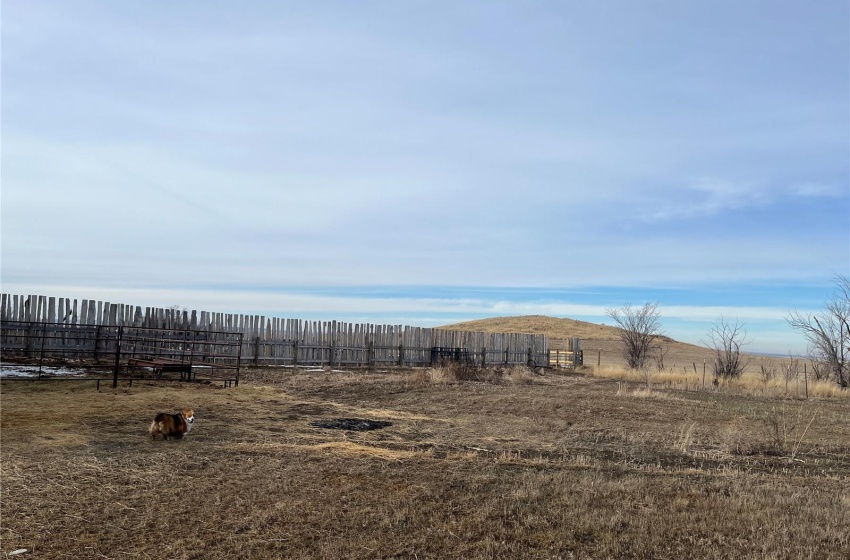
[2,364,849,559]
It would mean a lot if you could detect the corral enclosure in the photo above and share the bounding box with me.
[0,293,575,370]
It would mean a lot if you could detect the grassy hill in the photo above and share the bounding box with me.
[437,315,776,373]
[437,315,621,341]
[438,315,678,345]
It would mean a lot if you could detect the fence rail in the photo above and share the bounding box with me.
[1,293,575,369]
[1,320,243,387]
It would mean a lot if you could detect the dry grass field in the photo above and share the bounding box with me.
[2,364,849,559]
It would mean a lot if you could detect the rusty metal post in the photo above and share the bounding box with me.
[235,333,243,387]
[112,326,123,389]
[37,323,47,376]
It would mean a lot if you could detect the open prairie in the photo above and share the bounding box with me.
[2,366,849,559]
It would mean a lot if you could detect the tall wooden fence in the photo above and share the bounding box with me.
[0,293,554,368]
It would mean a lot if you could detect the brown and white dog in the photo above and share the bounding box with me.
[149,408,195,440]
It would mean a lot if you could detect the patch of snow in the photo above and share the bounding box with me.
[0,363,88,378]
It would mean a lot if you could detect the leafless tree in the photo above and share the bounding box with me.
[605,303,663,370]
[780,355,800,392]
[653,343,669,372]
[706,318,752,380]
[757,358,777,382]
[809,358,829,381]
[787,274,850,387]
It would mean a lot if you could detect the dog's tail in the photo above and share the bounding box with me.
[150,414,167,438]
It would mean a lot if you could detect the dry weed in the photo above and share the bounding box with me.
[761,403,819,459]
[416,363,534,385]
[675,422,697,453]
[595,365,849,399]
[720,416,756,456]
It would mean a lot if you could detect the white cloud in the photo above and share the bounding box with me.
[788,183,845,197]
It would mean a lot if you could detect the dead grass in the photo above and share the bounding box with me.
[2,368,850,559]
[589,364,850,401]
[413,363,535,385]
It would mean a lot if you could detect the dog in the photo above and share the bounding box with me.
[149,408,195,440]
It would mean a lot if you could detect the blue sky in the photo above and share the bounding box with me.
[2,1,848,354]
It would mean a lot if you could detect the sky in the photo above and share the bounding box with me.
[2,1,848,354]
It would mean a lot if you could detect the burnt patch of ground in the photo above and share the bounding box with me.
[310,418,393,431]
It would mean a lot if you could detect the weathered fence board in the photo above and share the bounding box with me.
[0,292,566,368]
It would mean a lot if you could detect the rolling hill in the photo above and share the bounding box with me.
[438,315,675,344]
[436,315,773,373]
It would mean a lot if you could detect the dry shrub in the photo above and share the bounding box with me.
[593,365,697,388]
[808,380,849,398]
[423,362,484,384]
[761,404,818,459]
[652,370,700,386]
[503,365,534,385]
[722,406,820,459]
[728,375,850,399]
[426,365,455,384]
[675,422,697,453]
[410,369,431,385]
[592,365,646,383]
[615,384,678,400]
[721,416,756,455]
[597,364,850,399]
[629,386,658,399]
[417,363,534,385]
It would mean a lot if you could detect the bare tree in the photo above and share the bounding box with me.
[809,358,829,381]
[653,342,669,372]
[606,303,663,370]
[780,355,800,392]
[706,318,752,380]
[787,274,850,387]
[757,357,777,382]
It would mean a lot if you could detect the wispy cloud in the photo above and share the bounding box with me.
[788,183,846,197]
[2,1,847,356]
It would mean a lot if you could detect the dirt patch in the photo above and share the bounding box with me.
[309,418,393,431]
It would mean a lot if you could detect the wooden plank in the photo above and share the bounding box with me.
[0,290,575,370]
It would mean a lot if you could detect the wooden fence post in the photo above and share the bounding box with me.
[94,325,102,363]
[804,362,808,399]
